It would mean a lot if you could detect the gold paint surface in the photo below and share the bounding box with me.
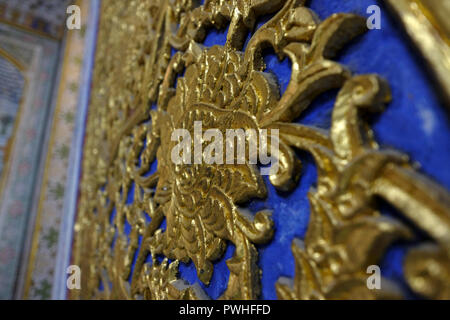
[387,0,450,104]
[418,0,450,38]
[73,0,450,300]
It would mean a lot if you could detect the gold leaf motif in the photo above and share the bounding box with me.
[404,244,450,300]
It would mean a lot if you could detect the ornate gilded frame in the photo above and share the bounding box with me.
[72,0,450,300]
[386,0,450,104]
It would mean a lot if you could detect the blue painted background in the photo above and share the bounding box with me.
[116,0,450,299]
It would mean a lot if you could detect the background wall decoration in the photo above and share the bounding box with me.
[70,0,450,300]
[0,0,96,300]
[0,51,25,178]
[0,23,60,299]
[0,0,72,39]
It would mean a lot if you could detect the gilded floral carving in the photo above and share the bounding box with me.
[72,0,450,300]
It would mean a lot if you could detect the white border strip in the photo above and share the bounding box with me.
[52,0,100,300]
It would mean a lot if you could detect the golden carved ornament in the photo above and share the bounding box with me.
[386,0,450,105]
[72,0,450,300]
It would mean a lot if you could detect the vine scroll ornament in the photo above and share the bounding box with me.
[72,0,450,300]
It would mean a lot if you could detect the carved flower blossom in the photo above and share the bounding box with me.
[152,46,275,295]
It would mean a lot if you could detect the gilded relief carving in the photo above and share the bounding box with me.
[72,0,450,300]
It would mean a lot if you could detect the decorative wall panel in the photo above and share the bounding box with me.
[0,51,25,178]
[0,23,60,299]
[72,0,450,300]
[0,0,72,39]
[21,0,95,300]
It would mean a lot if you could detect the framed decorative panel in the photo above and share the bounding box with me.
[0,47,25,179]
[71,0,450,300]
[0,22,60,299]
[0,0,72,39]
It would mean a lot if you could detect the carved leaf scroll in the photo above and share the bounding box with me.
[72,0,450,300]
